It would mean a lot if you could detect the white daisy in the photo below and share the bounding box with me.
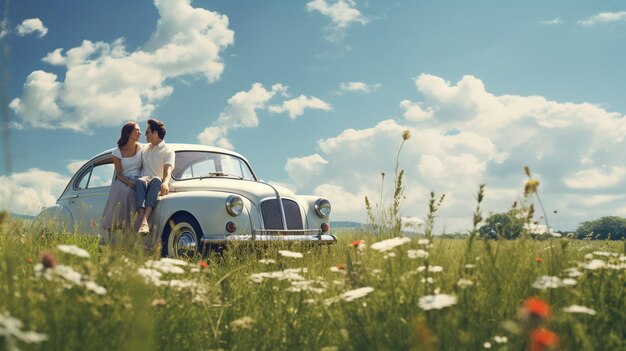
[57,244,90,258]
[418,293,457,310]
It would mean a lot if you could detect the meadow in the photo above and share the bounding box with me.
[0,215,624,351]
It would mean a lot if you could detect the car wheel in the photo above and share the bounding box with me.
[161,214,202,258]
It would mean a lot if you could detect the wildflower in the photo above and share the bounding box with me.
[383,252,397,259]
[417,265,443,273]
[524,179,540,196]
[457,278,474,288]
[420,277,434,284]
[152,298,167,307]
[350,239,363,247]
[564,267,582,277]
[465,264,476,269]
[84,281,107,295]
[561,278,577,286]
[419,293,457,310]
[563,305,596,315]
[258,259,276,264]
[39,252,57,269]
[230,316,255,331]
[0,312,48,345]
[159,258,189,266]
[407,249,429,259]
[582,259,606,270]
[330,264,346,273]
[532,276,561,290]
[341,287,374,302]
[278,250,303,258]
[529,328,559,351]
[483,342,492,349]
[494,336,508,344]
[520,297,551,321]
[57,244,90,258]
[198,261,209,269]
[25,258,33,264]
[287,280,327,294]
[535,257,544,263]
[249,268,307,283]
[145,260,186,274]
[402,130,411,140]
[370,237,411,252]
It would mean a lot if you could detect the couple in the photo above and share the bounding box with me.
[101,119,175,236]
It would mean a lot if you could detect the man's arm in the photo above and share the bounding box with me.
[160,164,173,195]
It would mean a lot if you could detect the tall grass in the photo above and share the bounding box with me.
[0,215,624,350]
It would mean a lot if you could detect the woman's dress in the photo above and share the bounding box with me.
[101,144,143,230]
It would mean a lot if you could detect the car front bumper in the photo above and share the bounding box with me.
[200,230,337,245]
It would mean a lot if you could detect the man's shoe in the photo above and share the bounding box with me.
[138,223,150,236]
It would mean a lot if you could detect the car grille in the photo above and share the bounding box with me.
[260,199,304,230]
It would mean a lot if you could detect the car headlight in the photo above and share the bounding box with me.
[225,195,244,216]
[314,198,331,218]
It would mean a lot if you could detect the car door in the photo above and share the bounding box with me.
[62,155,115,235]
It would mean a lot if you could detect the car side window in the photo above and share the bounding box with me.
[73,157,115,190]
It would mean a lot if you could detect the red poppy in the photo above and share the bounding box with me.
[522,297,551,320]
[25,257,33,264]
[336,263,346,270]
[198,261,209,269]
[530,328,559,351]
[350,239,363,247]
[535,257,544,263]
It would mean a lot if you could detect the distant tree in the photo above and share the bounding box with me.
[479,211,525,240]
[575,216,626,240]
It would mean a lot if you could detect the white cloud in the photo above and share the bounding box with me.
[16,18,48,38]
[0,169,68,215]
[400,100,434,121]
[198,84,330,148]
[306,0,368,41]
[564,167,626,189]
[285,154,328,188]
[540,17,563,25]
[11,0,234,131]
[579,11,626,26]
[279,74,626,231]
[0,19,9,38]
[338,81,381,94]
[269,95,331,119]
[66,160,87,174]
[197,83,285,148]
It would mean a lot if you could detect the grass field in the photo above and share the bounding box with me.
[0,217,624,351]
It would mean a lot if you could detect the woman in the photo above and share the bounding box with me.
[102,122,143,231]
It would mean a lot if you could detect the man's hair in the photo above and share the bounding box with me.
[147,118,166,139]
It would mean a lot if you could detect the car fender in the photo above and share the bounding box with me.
[157,191,255,238]
[33,204,74,233]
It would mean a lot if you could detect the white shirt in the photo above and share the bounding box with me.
[112,144,143,178]
[141,141,175,178]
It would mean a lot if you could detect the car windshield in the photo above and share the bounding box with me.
[172,151,256,181]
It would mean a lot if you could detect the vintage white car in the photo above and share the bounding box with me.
[35,144,336,257]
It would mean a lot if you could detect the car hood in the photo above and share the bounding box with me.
[170,178,297,203]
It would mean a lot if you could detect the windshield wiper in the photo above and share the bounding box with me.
[204,172,243,179]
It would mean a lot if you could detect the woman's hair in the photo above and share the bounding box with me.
[147,118,166,139]
[117,121,138,148]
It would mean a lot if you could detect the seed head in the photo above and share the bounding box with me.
[402,130,411,141]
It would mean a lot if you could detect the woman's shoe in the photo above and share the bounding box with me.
[138,223,150,236]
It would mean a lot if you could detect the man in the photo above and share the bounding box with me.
[136,118,175,235]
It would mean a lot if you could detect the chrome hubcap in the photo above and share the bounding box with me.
[175,229,197,257]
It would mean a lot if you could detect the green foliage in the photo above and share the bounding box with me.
[575,216,626,240]
[479,211,526,240]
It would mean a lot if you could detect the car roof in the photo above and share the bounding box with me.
[95,143,248,161]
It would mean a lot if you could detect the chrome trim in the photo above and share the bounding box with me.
[314,198,331,218]
[175,230,197,257]
[200,232,337,245]
[258,182,288,230]
[225,195,243,216]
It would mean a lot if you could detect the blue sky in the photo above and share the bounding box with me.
[2,0,626,232]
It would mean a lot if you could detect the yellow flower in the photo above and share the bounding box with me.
[402,130,411,140]
[524,179,540,196]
